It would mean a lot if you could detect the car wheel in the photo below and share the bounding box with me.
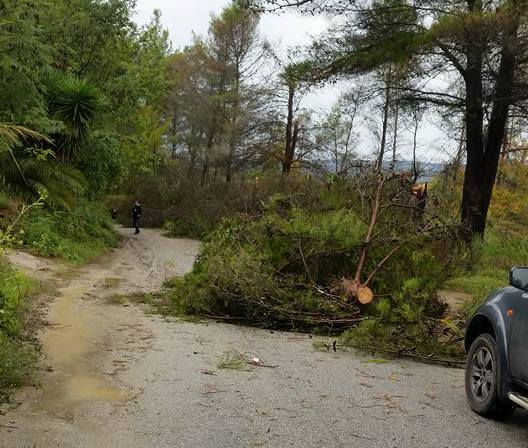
[465,333,514,418]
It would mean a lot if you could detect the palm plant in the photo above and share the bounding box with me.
[43,70,100,162]
[0,71,99,210]
[0,124,52,186]
[0,122,87,210]
[0,124,51,150]
[0,152,87,210]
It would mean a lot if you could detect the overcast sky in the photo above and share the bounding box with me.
[134,0,328,53]
[133,1,449,162]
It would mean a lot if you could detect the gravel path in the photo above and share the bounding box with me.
[1,228,527,448]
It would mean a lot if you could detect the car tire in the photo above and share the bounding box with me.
[465,333,514,418]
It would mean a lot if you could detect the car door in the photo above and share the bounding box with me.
[509,288,528,384]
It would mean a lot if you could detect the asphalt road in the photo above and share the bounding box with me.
[1,229,527,448]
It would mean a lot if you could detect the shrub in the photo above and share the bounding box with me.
[0,259,37,401]
[340,275,462,361]
[19,201,118,262]
[167,203,367,330]
[445,228,528,317]
[124,168,323,236]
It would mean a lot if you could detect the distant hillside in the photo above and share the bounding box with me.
[391,160,445,183]
[317,158,445,183]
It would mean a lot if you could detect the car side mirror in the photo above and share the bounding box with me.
[510,267,528,291]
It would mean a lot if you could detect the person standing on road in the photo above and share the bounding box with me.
[132,200,142,235]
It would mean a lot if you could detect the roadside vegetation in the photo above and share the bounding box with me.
[445,165,528,317]
[0,259,36,402]
[18,202,118,263]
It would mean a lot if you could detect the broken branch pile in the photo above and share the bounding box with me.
[166,174,461,334]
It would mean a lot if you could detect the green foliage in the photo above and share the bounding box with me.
[167,200,367,329]
[0,191,8,208]
[0,333,36,402]
[0,0,52,122]
[340,249,463,361]
[18,201,118,262]
[163,217,212,240]
[0,0,171,202]
[0,260,35,337]
[43,70,101,162]
[338,167,528,361]
[0,152,88,210]
[302,0,424,80]
[0,258,37,401]
[165,177,456,333]
[78,131,123,197]
[0,124,51,154]
[445,229,528,316]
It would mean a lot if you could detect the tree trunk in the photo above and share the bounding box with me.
[202,124,216,187]
[479,13,519,230]
[170,109,178,159]
[226,65,241,183]
[390,92,400,170]
[412,113,419,183]
[283,120,299,174]
[460,2,519,240]
[226,140,234,183]
[376,73,391,171]
[460,0,485,238]
[201,156,209,187]
[282,83,296,174]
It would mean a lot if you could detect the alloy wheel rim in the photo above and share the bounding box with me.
[470,347,494,402]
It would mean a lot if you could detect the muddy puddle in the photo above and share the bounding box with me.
[39,274,128,410]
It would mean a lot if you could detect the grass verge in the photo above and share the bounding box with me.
[18,201,119,263]
[0,258,37,402]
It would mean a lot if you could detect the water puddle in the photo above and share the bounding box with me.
[65,374,127,402]
[40,277,128,408]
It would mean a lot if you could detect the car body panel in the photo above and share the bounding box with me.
[509,289,528,383]
[465,286,528,401]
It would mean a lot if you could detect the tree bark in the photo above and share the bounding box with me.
[282,82,297,174]
[460,0,485,238]
[390,91,400,170]
[376,71,392,171]
[412,113,419,183]
[460,1,520,240]
[479,13,519,228]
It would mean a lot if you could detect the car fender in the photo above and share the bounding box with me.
[466,300,513,401]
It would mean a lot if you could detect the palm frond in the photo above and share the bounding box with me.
[42,70,100,162]
[0,124,51,149]
[0,123,53,187]
[0,153,88,210]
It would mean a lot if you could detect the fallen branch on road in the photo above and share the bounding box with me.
[315,340,465,368]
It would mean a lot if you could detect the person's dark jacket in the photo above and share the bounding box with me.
[132,205,142,220]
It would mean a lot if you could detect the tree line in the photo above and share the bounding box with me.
[249,0,528,240]
[0,0,169,208]
[2,0,527,243]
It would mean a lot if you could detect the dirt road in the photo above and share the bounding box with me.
[1,229,527,448]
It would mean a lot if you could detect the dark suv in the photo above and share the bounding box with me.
[465,267,528,417]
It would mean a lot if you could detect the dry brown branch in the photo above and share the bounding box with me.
[342,172,385,302]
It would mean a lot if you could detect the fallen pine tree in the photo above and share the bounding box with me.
[165,173,463,341]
